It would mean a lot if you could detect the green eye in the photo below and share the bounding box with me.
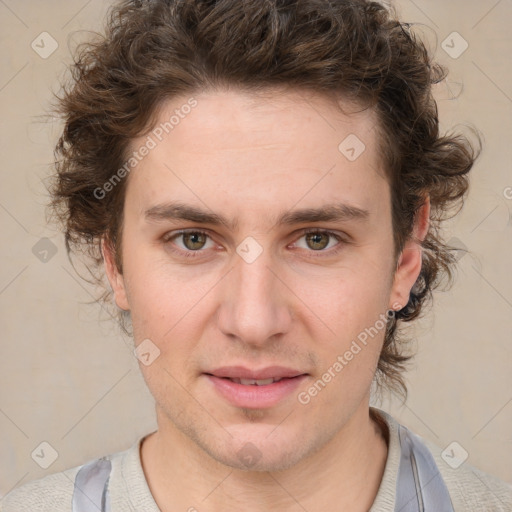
[180,232,209,250]
[304,232,331,250]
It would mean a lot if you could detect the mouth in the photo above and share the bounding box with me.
[203,366,309,409]
[205,365,307,381]
[215,376,287,386]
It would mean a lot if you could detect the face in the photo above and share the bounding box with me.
[104,88,427,472]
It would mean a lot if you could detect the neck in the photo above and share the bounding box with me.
[140,404,389,512]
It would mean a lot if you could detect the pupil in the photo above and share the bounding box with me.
[185,232,205,249]
[308,233,328,250]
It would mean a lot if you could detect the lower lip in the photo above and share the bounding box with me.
[205,374,308,409]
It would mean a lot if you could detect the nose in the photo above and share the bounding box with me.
[216,247,293,347]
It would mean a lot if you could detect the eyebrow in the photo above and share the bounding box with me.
[144,201,370,231]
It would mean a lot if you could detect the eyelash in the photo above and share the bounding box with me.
[162,228,347,260]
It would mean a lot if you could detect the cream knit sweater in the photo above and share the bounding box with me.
[2,408,511,511]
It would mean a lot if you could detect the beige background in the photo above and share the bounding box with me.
[1,0,511,498]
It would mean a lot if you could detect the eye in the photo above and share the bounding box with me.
[162,228,347,260]
[291,229,345,255]
[163,229,215,257]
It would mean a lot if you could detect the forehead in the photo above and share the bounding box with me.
[124,88,388,225]
[154,87,379,150]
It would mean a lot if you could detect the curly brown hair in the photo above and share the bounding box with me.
[49,0,479,399]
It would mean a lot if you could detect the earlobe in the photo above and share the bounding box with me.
[101,237,130,311]
[389,196,430,310]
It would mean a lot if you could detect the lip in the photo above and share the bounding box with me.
[204,366,308,409]
[207,365,306,380]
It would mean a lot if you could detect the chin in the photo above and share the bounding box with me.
[205,426,314,473]
[219,445,307,473]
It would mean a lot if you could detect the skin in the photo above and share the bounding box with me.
[103,87,430,511]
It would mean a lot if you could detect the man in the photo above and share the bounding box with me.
[2,0,511,510]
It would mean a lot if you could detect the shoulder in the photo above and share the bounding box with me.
[422,436,512,512]
[372,407,512,512]
[0,442,132,512]
[0,464,81,512]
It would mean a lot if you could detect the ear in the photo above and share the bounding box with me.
[101,237,130,311]
[389,196,430,311]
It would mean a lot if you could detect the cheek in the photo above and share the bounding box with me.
[293,266,390,394]
[121,263,173,352]
[292,263,390,335]
[122,253,216,362]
